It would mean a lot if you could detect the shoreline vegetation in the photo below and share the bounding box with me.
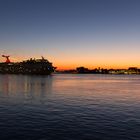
[0,56,140,75]
[56,67,140,75]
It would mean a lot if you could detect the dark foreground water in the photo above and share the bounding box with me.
[0,74,140,140]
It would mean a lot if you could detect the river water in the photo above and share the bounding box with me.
[0,74,140,140]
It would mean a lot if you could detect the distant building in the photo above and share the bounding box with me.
[128,67,138,74]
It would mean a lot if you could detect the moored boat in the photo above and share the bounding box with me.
[0,56,56,75]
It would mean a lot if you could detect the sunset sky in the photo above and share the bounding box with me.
[0,0,140,69]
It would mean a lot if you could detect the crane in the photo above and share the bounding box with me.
[2,55,11,63]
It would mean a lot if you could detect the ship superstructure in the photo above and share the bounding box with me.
[0,55,56,75]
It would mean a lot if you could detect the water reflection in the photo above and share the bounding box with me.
[0,75,53,99]
[1,74,140,104]
[0,74,140,140]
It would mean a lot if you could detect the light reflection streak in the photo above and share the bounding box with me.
[0,75,53,100]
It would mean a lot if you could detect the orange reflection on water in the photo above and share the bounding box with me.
[0,75,53,99]
[0,74,140,106]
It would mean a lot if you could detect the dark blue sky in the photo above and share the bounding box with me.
[0,0,140,69]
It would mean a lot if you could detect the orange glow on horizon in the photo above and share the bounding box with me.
[0,55,140,70]
[55,64,140,70]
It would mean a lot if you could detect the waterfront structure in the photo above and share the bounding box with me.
[59,67,140,74]
[0,56,56,75]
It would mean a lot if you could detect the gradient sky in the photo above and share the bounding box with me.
[0,0,140,69]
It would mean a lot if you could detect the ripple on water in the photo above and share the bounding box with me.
[0,74,140,140]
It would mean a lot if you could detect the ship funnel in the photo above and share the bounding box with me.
[2,55,11,63]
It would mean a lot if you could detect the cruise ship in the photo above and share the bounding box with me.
[0,55,56,75]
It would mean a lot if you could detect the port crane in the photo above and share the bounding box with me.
[2,55,11,63]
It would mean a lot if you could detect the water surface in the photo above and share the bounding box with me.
[0,74,140,140]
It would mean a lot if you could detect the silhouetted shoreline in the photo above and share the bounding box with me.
[56,67,140,75]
